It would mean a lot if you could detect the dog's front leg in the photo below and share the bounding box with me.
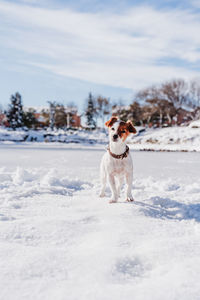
[99,166,106,197]
[108,174,118,203]
[117,176,124,198]
[125,172,134,202]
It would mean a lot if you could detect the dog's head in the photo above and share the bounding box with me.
[105,116,137,143]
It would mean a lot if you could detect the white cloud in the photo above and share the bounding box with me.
[190,0,200,8]
[0,1,200,91]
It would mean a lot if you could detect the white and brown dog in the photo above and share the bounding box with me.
[100,116,137,203]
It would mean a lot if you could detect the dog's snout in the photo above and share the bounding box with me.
[113,134,118,140]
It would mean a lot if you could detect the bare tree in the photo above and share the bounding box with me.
[146,99,176,126]
[111,99,130,123]
[48,101,70,129]
[190,79,200,108]
[133,79,195,126]
[135,85,161,104]
[134,85,176,126]
[161,79,189,109]
[48,101,57,130]
[96,96,110,128]
[129,101,143,126]
[141,105,155,125]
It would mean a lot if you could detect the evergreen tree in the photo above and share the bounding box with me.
[7,92,24,129]
[85,93,97,129]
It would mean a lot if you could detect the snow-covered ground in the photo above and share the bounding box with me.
[0,144,200,300]
[0,127,107,144]
[0,125,200,151]
[132,126,200,152]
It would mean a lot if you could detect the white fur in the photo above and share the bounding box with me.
[100,121,134,203]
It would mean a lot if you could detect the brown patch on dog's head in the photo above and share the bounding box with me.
[105,116,118,127]
[117,120,137,141]
[126,120,137,134]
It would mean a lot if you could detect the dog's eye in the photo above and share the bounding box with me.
[121,130,126,133]
[111,128,115,131]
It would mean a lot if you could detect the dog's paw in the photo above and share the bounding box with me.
[126,197,134,202]
[99,193,105,198]
[109,199,117,203]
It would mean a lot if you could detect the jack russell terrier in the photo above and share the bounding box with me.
[100,116,137,203]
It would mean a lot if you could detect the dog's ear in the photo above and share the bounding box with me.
[105,116,118,127]
[126,120,137,134]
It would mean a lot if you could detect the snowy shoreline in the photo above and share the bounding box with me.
[0,126,200,152]
[0,141,200,153]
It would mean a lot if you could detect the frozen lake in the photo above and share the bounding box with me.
[0,144,200,300]
[0,143,199,182]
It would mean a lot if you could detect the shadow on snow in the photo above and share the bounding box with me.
[135,196,200,222]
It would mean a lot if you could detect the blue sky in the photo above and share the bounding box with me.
[1,0,200,112]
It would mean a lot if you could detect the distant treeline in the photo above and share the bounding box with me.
[0,78,200,130]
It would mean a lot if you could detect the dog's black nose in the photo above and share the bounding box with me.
[113,134,118,140]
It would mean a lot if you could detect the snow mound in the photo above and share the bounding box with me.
[0,167,93,203]
[188,119,200,128]
[130,126,200,151]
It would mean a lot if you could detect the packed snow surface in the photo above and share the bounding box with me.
[0,144,200,300]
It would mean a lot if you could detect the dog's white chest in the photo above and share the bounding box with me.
[103,152,132,176]
[110,157,127,174]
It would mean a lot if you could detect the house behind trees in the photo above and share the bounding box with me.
[25,106,81,129]
[2,104,81,130]
[112,79,200,127]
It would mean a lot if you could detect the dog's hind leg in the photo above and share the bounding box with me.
[125,172,134,202]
